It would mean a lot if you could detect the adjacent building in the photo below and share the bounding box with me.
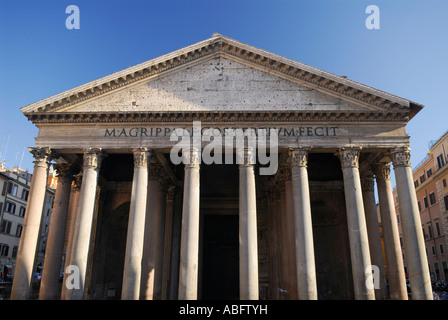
[394,130,448,282]
[0,164,55,283]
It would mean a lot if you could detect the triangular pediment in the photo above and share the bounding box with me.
[21,34,422,122]
[53,56,371,114]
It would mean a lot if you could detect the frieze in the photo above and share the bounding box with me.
[103,126,339,138]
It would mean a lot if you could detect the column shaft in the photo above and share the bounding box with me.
[284,180,298,299]
[122,149,150,299]
[238,148,259,300]
[153,184,167,300]
[289,148,317,300]
[140,177,159,299]
[60,175,81,300]
[338,147,375,300]
[178,148,200,300]
[361,174,388,300]
[39,163,73,300]
[374,163,408,300]
[11,147,52,300]
[141,164,167,300]
[65,148,102,300]
[391,147,432,300]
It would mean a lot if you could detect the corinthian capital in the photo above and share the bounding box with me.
[237,148,255,167]
[373,162,391,181]
[133,148,151,168]
[53,163,75,183]
[29,147,54,168]
[183,147,201,168]
[338,147,362,169]
[83,148,103,169]
[390,147,412,168]
[360,175,375,192]
[289,147,311,168]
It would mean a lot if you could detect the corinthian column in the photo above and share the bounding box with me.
[338,147,375,300]
[360,174,387,300]
[178,147,201,300]
[374,162,408,300]
[238,147,259,300]
[140,162,167,300]
[391,147,432,300]
[39,163,74,300]
[11,147,53,300]
[141,162,159,299]
[60,173,82,300]
[122,148,151,299]
[289,147,317,300]
[65,148,103,300]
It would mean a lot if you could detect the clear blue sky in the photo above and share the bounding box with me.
[1,0,447,178]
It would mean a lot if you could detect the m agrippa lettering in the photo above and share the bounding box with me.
[104,126,339,138]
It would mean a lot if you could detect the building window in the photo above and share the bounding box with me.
[440,244,445,255]
[418,201,422,212]
[424,196,429,208]
[6,182,18,197]
[420,174,426,184]
[4,201,16,214]
[21,189,29,201]
[445,195,448,211]
[429,192,436,205]
[443,178,447,188]
[1,181,7,196]
[415,180,419,188]
[15,224,22,237]
[12,246,18,259]
[427,169,433,178]
[423,226,427,240]
[436,221,441,236]
[437,154,445,169]
[428,224,434,239]
[0,244,9,257]
[12,184,18,197]
[19,206,26,217]
[0,220,12,234]
[432,246,436,255]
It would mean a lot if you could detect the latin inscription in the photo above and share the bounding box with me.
[104,126,339,138]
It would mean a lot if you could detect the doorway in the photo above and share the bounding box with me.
[201,214,239,300]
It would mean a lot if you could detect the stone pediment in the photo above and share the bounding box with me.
[21,34,422,123]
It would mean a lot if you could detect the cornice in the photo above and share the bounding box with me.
[25,110,409,124]
[20,34,423,119]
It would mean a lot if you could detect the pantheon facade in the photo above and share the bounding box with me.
[11,35,432,300]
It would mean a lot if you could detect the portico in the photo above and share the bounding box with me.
[12,34,431,300]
